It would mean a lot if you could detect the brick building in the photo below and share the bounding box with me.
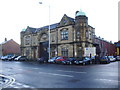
[94,36,116,57]
[0,39,21,56]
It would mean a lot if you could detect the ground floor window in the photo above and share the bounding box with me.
[61,48,68,57]
[77,47,82,58]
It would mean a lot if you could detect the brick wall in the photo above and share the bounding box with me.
[2,39,21,56]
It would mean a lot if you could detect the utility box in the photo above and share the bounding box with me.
[84,47,96,57]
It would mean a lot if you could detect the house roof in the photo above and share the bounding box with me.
[0,39,18,45]
[0,39,11,45]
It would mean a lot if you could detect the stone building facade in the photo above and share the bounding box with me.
[20,10,95,59]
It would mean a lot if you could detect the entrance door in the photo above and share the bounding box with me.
[39,42,49,59]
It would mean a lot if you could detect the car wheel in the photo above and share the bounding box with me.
[69,62,72,65]
[83,62,86,65]
[90,61,92,64]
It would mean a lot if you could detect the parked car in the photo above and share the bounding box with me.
[108,56,116,62]
[14,56,28,61]
[8,56,18,61]
[54,56,67,64]
[74,57,92,65]
[100,56,110,64]
[116,56,120,61]
[1,56,6,60]
[1,55,13,60]
[37,57,48,63]
[62,57,76,65]
[48,56,58,63]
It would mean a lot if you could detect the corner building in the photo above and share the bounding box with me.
[20,10,95,59]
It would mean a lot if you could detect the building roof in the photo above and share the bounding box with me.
[36,23,59,32]
[0,39,11,45]
[66,15,75,22]
[27,26,37,33]
[21,13,75,34]
[0,39,19,45]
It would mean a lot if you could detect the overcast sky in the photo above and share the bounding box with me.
[0,0,119,44]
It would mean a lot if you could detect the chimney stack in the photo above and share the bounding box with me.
[5,38,7,42]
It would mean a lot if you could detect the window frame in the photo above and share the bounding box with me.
[60,29,68,40]
[61,47,68,57]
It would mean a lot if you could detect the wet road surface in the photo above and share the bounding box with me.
[0,60,119,88]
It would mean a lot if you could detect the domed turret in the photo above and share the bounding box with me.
[75,10,86,17]
[22,28,26,32]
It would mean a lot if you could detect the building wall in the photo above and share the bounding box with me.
[94,37,116,57]
[57,25,74,44]
[20,11,96,59]
[115,41,120,56]
[0,44,3,56]
[1,39,21,56]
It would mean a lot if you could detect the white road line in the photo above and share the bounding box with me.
[18,69,23,70]
[57,70,87,74]
[33,68,39,69]
[22,84,31,88]
[0,74,15,89]
[38,71,74,77]
[96,79,118,83]
[9,82,35,88]
[13,86,19,88]
[15,82,22,85]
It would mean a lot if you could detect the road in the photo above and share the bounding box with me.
[0,60,119,88]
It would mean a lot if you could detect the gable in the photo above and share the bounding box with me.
[58,14,75,27]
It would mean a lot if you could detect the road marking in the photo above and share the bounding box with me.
[9,82,35,88]
[14,62,20,63]
[0,74,15,89]
[57,70,87,74]
[38,71,74,77]
[15,82,22,85]
[96,79,118,83]
[22,84,31,88]
[18,69,23,70]
[33,68,39,69]
[98,72,118,76]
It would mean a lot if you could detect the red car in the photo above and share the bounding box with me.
[54,56,67,64]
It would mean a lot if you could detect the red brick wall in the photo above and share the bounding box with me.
[94,37,116,56]
[2,39,21,56]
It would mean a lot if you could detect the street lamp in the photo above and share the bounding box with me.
[39,2,51,60]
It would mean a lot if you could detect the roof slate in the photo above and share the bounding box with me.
[22,15,74,33]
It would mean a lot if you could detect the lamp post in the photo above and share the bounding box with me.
[39,2,51,60]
